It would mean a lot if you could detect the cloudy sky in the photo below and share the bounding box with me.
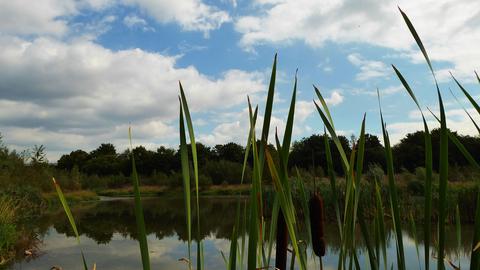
[0,0,479,161]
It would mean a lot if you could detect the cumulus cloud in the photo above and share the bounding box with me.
[0,0,77,36]
[347,53,389,81]
[235,0,480,80]
[0,0,229,37]
[324,90,344,106]
[123,14,155,32]
[0,36,265,159]
[387,108,480,144]
[123,0,230,34]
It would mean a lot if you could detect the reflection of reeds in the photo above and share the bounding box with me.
[275,210,287,270]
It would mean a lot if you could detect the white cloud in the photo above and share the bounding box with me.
[235,0,480,81]
[0,0,77,36]
[347,53,389,81]
[123,14,155,32]
[123,14,147,28]
[0,36,265,160]
[124,0,230,35]
[324,90,344,106]
[0,0,229,37]
[387,108,480,144]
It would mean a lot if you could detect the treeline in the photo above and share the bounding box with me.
[56,142,251,189]
[290,129,480,179]
[1,129,479,192]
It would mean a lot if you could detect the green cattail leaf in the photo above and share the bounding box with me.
[179,83,203,270]
[258,54,277,175]
[129,128,151,270]
[399,7,435,78]
[324,129,342,237]
[314,100,349,172]
[392,64,433,270]
[471,187,480,270]
[374,179,388,270]
[358,206,378,270]
[281,73,297,164]
[451,75,480,117]
[449,88,480,134]
[179,99,192,268]
[377,90,406,270]
[437,89,448,270]
[52,177,89,270]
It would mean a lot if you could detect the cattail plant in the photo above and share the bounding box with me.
[309,192,326,258]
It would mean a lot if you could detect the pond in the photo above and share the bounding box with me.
[9,197,473,269]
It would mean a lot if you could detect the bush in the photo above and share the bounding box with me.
[0,196,18,256]
[415,167,426,182]
[365,163,384,182]
[204,160,250,185]
[407,179,424,195]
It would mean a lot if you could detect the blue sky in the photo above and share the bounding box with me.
[0,0,479,161]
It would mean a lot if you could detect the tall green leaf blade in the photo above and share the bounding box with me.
[451,75,480,116]
[265,149,306,270]
[377,91,405,270]
[228,202,240,270]
[179,100,192,268]
[258,53,277,174]
[52,177,89,270]
[281,73,297,164]
[437,89,448,270]
[392,65,433,270]
[179,83,203,270]
[314,101,349,171]
[128,128,151,270]
[358,205,378,270]
[471,188,480,270]
[449,88,480,134]
[324,129,342,237]
[399,7,435,78]
[374,179,387,270]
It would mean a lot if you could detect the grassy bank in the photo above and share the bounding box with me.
[95,184,251,197]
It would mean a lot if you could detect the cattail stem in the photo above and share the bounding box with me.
[275,210,288,270]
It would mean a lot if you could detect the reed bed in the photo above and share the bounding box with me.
[51,7,480,270]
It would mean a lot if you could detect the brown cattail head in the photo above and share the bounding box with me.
[275,210,288,270]
[309,192,326,257]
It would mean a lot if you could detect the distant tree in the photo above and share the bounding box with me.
[392,129,480,172]
[131,146,156,175]
[57,149,90,171]
[30,145,47,164]
[84,143,119,175]
[214,142,244,163]
[154,146,178,173]
[362,134,386,170]
[289,134,351,175]
[90,143,116,158]
[187,143,214,166]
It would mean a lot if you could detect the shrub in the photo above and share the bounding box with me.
[407,179,424,196]
[365,163,384,182]
[204,160,250,185]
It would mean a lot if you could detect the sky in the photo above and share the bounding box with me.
[0,0,479,161]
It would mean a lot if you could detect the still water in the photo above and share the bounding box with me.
[10,197,473,269]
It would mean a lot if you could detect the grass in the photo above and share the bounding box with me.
[49,7,480,270]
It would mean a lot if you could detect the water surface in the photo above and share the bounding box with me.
[10,197,473,269]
